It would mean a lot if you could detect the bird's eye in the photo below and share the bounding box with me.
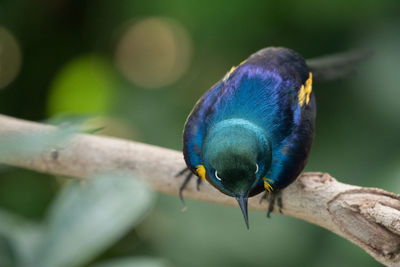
[255,164,259,174]
[215,170,222,181]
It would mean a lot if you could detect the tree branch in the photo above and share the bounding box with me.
[0,114,399,266]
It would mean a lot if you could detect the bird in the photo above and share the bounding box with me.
[178,46,370,229]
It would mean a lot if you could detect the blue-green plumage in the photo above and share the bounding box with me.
[182,47,316,227]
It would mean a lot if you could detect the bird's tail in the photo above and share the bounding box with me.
[306,49,373,83]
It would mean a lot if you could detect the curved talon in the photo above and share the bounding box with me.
[267,194,275,218]
[265,191,283,217]
[196,177,202,191]
[277,192,283,214]
[175,167,190,177]
[259,191,268,204]
[178,172,193,206]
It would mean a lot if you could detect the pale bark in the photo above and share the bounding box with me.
[0,114,399,266]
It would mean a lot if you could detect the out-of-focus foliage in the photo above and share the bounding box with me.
[92,257,170,267]
[48,55,117,115]
[0,26,21,89]
[0,120,78,159]
[0,0,400,266]
[0,174,154,267]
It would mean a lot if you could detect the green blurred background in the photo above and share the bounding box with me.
[1,0,400,266]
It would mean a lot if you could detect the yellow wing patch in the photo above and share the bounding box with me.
[263,177,274,193]
[239,59,247,66]
[223,66,237,81]
[223,59,247,81]
[196,165,207,180]
[227,66,237,76]
[298,72,313,107]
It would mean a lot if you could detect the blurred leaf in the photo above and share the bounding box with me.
[0,115,100,160]
[47,55,117,116]
[45,113,94,127]
[0,163,12,174]
[92,257,171,267]
[0,127,76,159]
[33,174,154,267]
[82,126,106,134]
[0,209,44,267]
[0,237,14,267]
[46,114,106,134]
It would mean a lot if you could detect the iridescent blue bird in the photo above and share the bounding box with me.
[179,47,370,228]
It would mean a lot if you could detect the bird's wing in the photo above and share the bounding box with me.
[183,81,224,173]
[266,90,316,191]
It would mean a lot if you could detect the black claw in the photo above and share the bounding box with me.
[196,177,202,191]
[175,167,190,177]
[263,191,283,217]
[178,172,193,206]
[277,191,283,214]
[259,191,268,204]
[267,193,275,218]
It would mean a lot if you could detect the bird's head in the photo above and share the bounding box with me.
[201,119,271,228]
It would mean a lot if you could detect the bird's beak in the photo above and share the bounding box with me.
[236,194,249,229]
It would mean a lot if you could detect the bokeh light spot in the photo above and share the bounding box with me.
[0,26,22,89]
[48,55,116,116]
[115,17,192,89]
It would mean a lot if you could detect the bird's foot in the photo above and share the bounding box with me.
[259,191,283,218]
[175,167,202,207]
